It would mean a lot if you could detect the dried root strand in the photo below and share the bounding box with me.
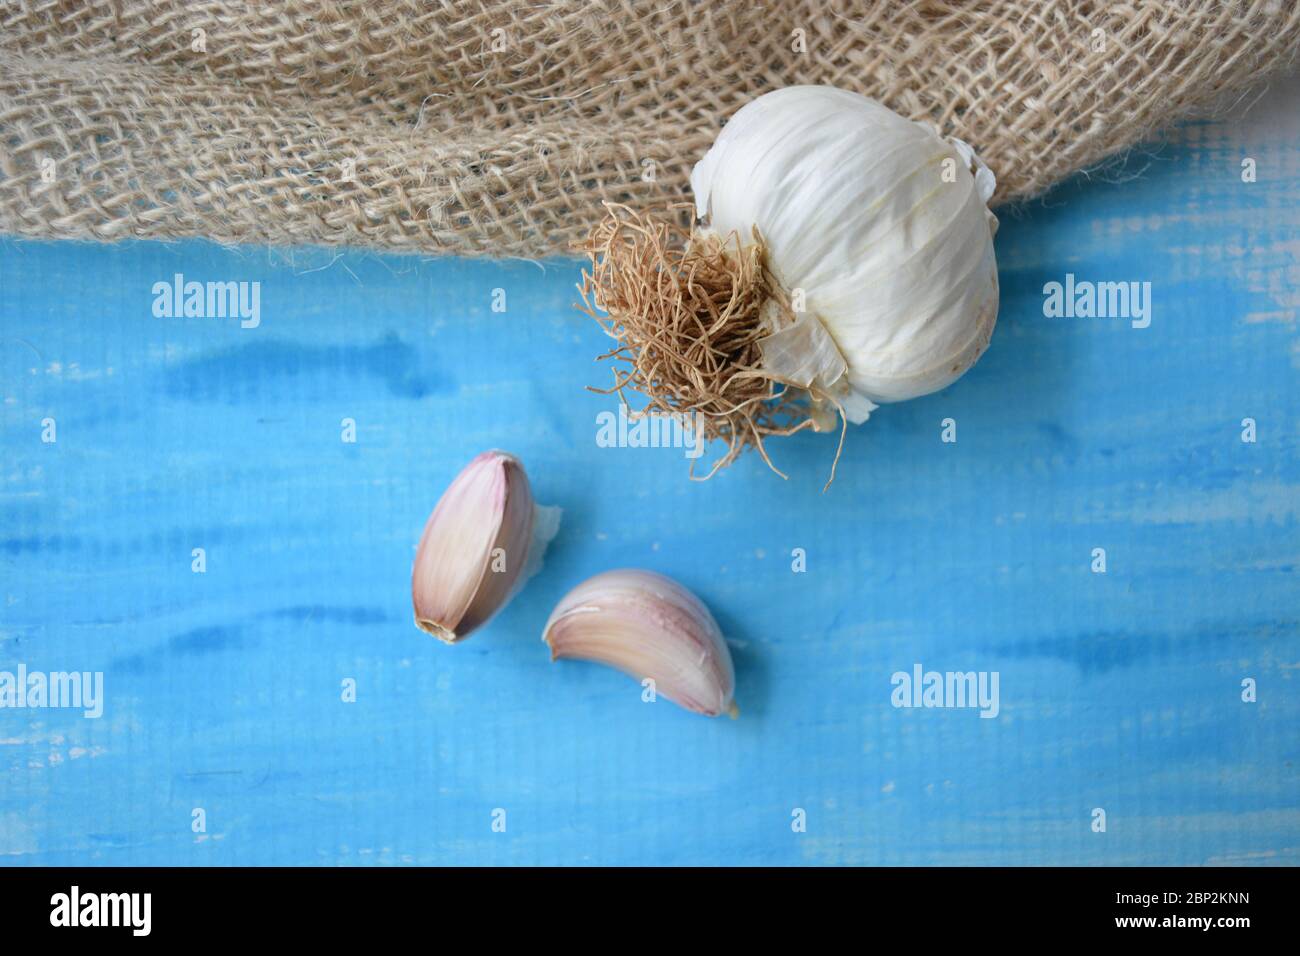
[577,202,838,482]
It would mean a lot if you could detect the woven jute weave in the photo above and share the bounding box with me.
[2,1,1298,259]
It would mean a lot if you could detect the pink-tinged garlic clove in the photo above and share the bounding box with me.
[542,569,737,717]
[412,450,542,643]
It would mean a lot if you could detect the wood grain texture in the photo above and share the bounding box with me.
[1,80,1297,867]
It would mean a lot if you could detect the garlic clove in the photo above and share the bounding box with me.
[412,450,541,644]
[542,569,737,718]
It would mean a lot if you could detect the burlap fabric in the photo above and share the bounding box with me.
[2,1,1298,259]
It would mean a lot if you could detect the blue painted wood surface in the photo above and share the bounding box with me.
[1,84,1297,866]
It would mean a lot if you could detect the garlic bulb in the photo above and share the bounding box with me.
[690,85,999,418]
[412,450,560,643]
[542,569,736,718]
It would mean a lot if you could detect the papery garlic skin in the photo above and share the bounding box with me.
[543,569,736,717]
[690,85,999,415]
[412,450,552,644]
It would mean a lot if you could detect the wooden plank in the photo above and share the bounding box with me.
[0,82,1297,866]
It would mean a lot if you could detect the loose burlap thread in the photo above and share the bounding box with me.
[2,1,1298,258]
